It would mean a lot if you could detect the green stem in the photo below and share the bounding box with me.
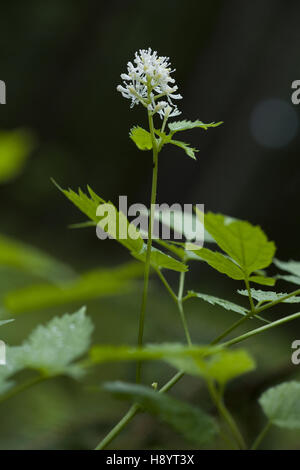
[156,269,178,304]
[158,371,184,394]
[95,404,141,450]
[210,316,249,345]
[251,421,272,450]
[245,278,255,313]
[136,111,159,384]
[177,271,192,346]
[95,308,300,449]
[255,288,300,315]
[207,380,246,450]
[222,310,300,348]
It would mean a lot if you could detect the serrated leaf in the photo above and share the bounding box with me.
[193,247,245,280]
[196,211,276,279]
[56,183,187,272]
[169,140,198,160]
[103,381,217,446]
[187,291,247,315]
[276,274,300,286]
[19,307,93,376]
[168,120,223,133]
[274,259,300,277]
[238,289,300,304]
[129,126,152,151]
[0,129,36,184]
[0,307,93,394]
[133,245,187,272]
[0,233,75,283]
[186,291,269,323]
[259,381,300,429]
[248,275,276,286]
[3,262,144,314]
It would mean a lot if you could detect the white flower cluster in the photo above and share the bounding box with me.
[117,48,182,119]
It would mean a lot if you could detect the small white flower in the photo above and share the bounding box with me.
[117,48,182,118]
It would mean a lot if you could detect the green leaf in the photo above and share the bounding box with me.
[0,129,35,184]
[169,140,198,160]
[274,259,300,285]
[0,233,75,283]
[129,126,152,151]
[0,307,93,394]
[259,381,300,429]
[55,183,187,272]
[132,245,187,272]
[195,211,276,279]
[103,381,217,446]
[168,349,255,386]
[168,120,223,134]
[274,259,300,277]
[19,307,93,376]
[193,247,245,280]
[186,291,247,316]
[139,207,215,246]
[276,274,300,286]
[238,289,300,304]
[186,291,269,323]
[204,350,255,386]
[3,262,144,314]
[90,343,218,365]
[248,275,276,286]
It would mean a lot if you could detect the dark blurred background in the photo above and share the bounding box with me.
[1,0,300,450]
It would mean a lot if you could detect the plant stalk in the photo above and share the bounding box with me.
[251,421,272,450]
[136,111,159,384]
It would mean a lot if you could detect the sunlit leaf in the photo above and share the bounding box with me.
[129,126,152,151]
[55,183,187,272]
[195,211,276,280]
[193,247,244,280]
[248,275,276,286]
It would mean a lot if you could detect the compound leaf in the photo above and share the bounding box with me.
[168,120,223,134]
[238,289,300,304]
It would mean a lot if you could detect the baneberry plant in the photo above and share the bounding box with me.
[1,49,300,450]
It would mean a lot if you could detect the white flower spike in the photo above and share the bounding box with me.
[117,48,182,119]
